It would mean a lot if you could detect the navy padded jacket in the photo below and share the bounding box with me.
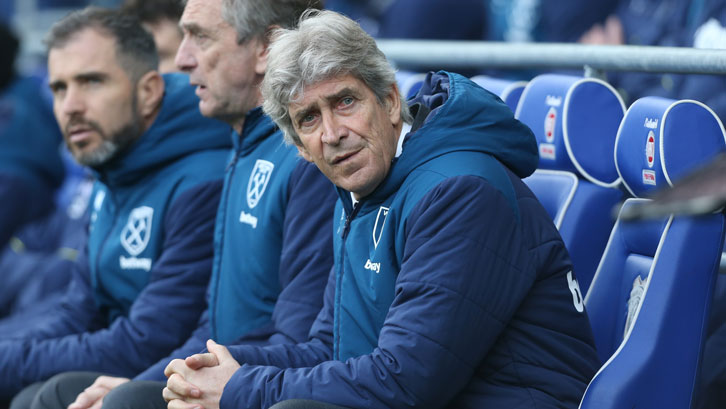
[218,72,600,409]
[0,73,231,398]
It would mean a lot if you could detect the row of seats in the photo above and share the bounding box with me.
[397,70,726,408]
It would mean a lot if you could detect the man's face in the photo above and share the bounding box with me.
[48,28,142,167]
[175,0,264,123]
[145,18,182,74]
[290,74,401,199]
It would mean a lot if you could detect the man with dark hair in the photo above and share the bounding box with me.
[163,10,600,409]
[26,1,335,409]
[120,0,184,73]
[0,7,232,406]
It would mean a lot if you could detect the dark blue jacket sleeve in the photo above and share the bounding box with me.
[0,180,222,399]
[134,311,211,381]
[219,177,530,409]
[0,245,102,341]
[136,161,336,382]
[223,264,336,369]
[0,173,54,248]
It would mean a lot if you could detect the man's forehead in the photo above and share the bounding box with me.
[180,0,224,31]
[290,75,367,110]
[48,29,118,77]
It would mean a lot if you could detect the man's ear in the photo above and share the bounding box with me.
[386,83,402,126]
[136,70,165,120]
[255,25,279,75]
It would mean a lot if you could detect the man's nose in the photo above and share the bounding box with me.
[61,86,86,116]
[321,114,347,145]
[175,36,197,72]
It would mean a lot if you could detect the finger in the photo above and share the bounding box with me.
[206,339,235,363]
[166,373,201,399]
[94,376,129,389]
[162,386,183,403]
[164,358,187,378]
[167,398,202,409]
[185,352,218,370]
[89,397,104,409]
[68,386,108,409]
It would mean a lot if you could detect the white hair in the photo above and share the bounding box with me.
[261,9,412,145]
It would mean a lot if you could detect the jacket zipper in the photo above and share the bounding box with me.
[210,144,242,340]
[334,201,360,359]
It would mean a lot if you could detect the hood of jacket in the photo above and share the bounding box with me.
[96,72,232,186]
[232,106,280,155]
[352,71,538,204]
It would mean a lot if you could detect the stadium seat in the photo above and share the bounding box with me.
[580,97,726,409]
[395,70,427,100]
[470,74,527,112]
[515,73,626,294]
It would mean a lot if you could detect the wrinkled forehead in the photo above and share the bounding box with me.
[179,0,226,33]
[289,74,368,110]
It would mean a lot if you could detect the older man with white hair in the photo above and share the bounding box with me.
[163,10,600,409]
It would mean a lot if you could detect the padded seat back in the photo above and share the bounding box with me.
[581,97,726,409]
[516,74,626,293]
[470,75,527,112]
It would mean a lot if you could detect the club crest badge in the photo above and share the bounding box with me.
[645,130,655,168]
[372,206,389,249]
[247,160,275,209]
[544,106,557,143]
[120,206,154,256]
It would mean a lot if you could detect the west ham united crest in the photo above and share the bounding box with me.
[372,206,389,249]
[120,206,154,256]
[247,159,275,209]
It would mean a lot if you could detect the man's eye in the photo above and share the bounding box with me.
[340,97,354,106]
[49,85,65,95]
[81,77,102,86]
[298,113,317,128]
[301,113,317,126]
[191,32,208,43]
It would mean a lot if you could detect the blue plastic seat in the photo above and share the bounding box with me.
[470,75,527,112]
[395,70,427,100]
[581,97,726,409]
[515,74,626,294]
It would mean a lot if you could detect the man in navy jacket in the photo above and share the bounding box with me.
[0,8,232,404]
[163,10,601,409]
[26,2,336,409]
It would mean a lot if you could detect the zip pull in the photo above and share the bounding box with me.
[225,153,239,172]
[342,202,361,240]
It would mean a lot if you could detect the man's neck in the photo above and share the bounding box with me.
[233,117,245,135]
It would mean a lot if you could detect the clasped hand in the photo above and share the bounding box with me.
[163,339,240,409]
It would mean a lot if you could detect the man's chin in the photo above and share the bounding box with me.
[73,142,119,167]
[198,101,217,119]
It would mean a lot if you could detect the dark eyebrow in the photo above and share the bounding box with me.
[293,105,317,125]
[48,71,108,92]
[325,87,361,104]
[75,72,108,82]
